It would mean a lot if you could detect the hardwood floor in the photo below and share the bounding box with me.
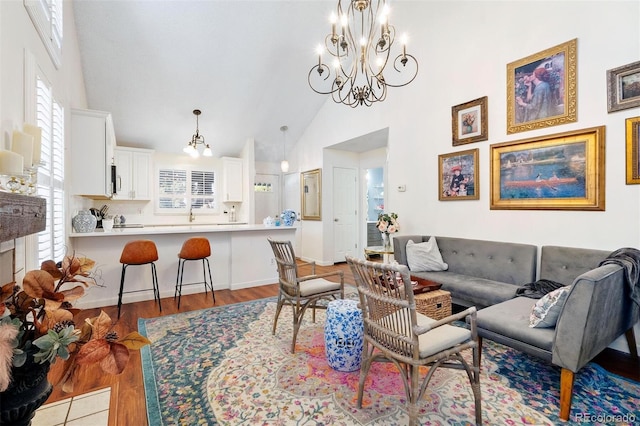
[43,261,638,426]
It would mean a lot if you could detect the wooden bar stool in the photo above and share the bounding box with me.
[174,237,215,309]
[118,239,161,319]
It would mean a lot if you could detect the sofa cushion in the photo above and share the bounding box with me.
[410,271,519,308]
[477,297,555,354]
[529,286,570,328]
[406,237,448,272]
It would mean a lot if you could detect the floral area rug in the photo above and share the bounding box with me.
[139,298,639,425]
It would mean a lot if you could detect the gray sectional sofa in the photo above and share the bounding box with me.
[392,235,537,308]
[392,235,640,421]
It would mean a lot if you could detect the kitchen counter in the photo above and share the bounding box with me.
[69,224,296,309]
[69,223,286,237]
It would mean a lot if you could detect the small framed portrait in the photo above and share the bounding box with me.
[625,116,640,184]
[607,61,640,113]
[507,39,577,134]
[490,126,605,211]
[452,96,488,146]
[438,148,479,201]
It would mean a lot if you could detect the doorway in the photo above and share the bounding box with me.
[333,167,357,262]
[254,173,280,224]
[365,167,384,246]
[283,172,301,252]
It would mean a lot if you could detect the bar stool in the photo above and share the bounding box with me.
[174,237,215,309]
[118,239,161,319]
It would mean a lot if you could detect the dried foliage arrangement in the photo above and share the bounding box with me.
[0,254,150,393]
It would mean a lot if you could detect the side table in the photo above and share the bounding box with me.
[324,299,364,372]
[364,245,394,263]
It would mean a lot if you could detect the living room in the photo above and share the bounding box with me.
[1,0,639,424]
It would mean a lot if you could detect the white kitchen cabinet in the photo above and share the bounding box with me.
[222,157,243,202]
[70,109,115,198]
[113,147,153,200]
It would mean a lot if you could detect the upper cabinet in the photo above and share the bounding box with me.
[113,147,153,200]
[222,157,243,202]
[70,109,115,198]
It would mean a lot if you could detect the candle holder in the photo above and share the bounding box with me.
[6,176,21,193]
[0,165,40,195]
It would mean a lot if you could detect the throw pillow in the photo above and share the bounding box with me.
[529,286,570,328]
[406,237,448,272]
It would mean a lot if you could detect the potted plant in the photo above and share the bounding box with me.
[0,253,150,424]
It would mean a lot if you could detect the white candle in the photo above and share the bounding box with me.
[23,124,42,165]
[11,131,34,168]
[0,150,24,175]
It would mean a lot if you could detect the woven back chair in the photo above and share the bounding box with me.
[268,238,344,353]
[346,256,482,426]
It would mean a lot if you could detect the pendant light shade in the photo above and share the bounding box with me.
[280,125,289,172]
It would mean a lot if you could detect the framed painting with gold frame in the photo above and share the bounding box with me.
[507,39,577,134]
[452,96,488,146]
[608,61,640,113]
[438,148,479,201]
[626,116,640,184]
[490,126,605,211]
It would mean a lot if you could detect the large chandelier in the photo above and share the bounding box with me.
[183,109,212,157]
[308,0,418,107]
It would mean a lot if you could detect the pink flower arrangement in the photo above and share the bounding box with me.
[376,212,399,234]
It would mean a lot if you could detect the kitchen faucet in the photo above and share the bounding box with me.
[189,207,195,222]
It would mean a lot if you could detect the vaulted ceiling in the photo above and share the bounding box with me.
[72,1,335,162]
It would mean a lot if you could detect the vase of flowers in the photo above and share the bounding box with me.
[376,212,399,250]
[0,253,150,424]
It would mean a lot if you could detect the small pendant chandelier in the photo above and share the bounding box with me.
[280,125,289,173]
[183,109,212,157]
[308,0,418,107]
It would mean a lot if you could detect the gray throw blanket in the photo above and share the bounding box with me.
[516,279,565,299]
[599,247,640,308]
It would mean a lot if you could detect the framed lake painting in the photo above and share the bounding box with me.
[452,96,488,146]
[438,148,479,201]
[490,126,605,211]
[507,39,577,134]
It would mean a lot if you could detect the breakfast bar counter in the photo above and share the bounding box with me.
[69,224,296,309]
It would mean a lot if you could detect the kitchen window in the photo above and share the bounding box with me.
[157,168,216,213]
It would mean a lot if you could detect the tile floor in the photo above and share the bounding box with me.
[32,387,111,426]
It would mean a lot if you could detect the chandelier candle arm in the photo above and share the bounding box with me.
[308,0,418,107]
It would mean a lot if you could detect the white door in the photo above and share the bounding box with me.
[333,167,358,262]
[283,172,301,252]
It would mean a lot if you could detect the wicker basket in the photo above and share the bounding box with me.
[414,290,452,320]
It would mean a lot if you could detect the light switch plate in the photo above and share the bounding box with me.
[397,184,406,192]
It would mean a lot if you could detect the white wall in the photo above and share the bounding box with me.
[293,0,640,353]
[1,0,87,277]
[295,0,640,257]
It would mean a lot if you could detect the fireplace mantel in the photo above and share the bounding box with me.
[0,192,46,243]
